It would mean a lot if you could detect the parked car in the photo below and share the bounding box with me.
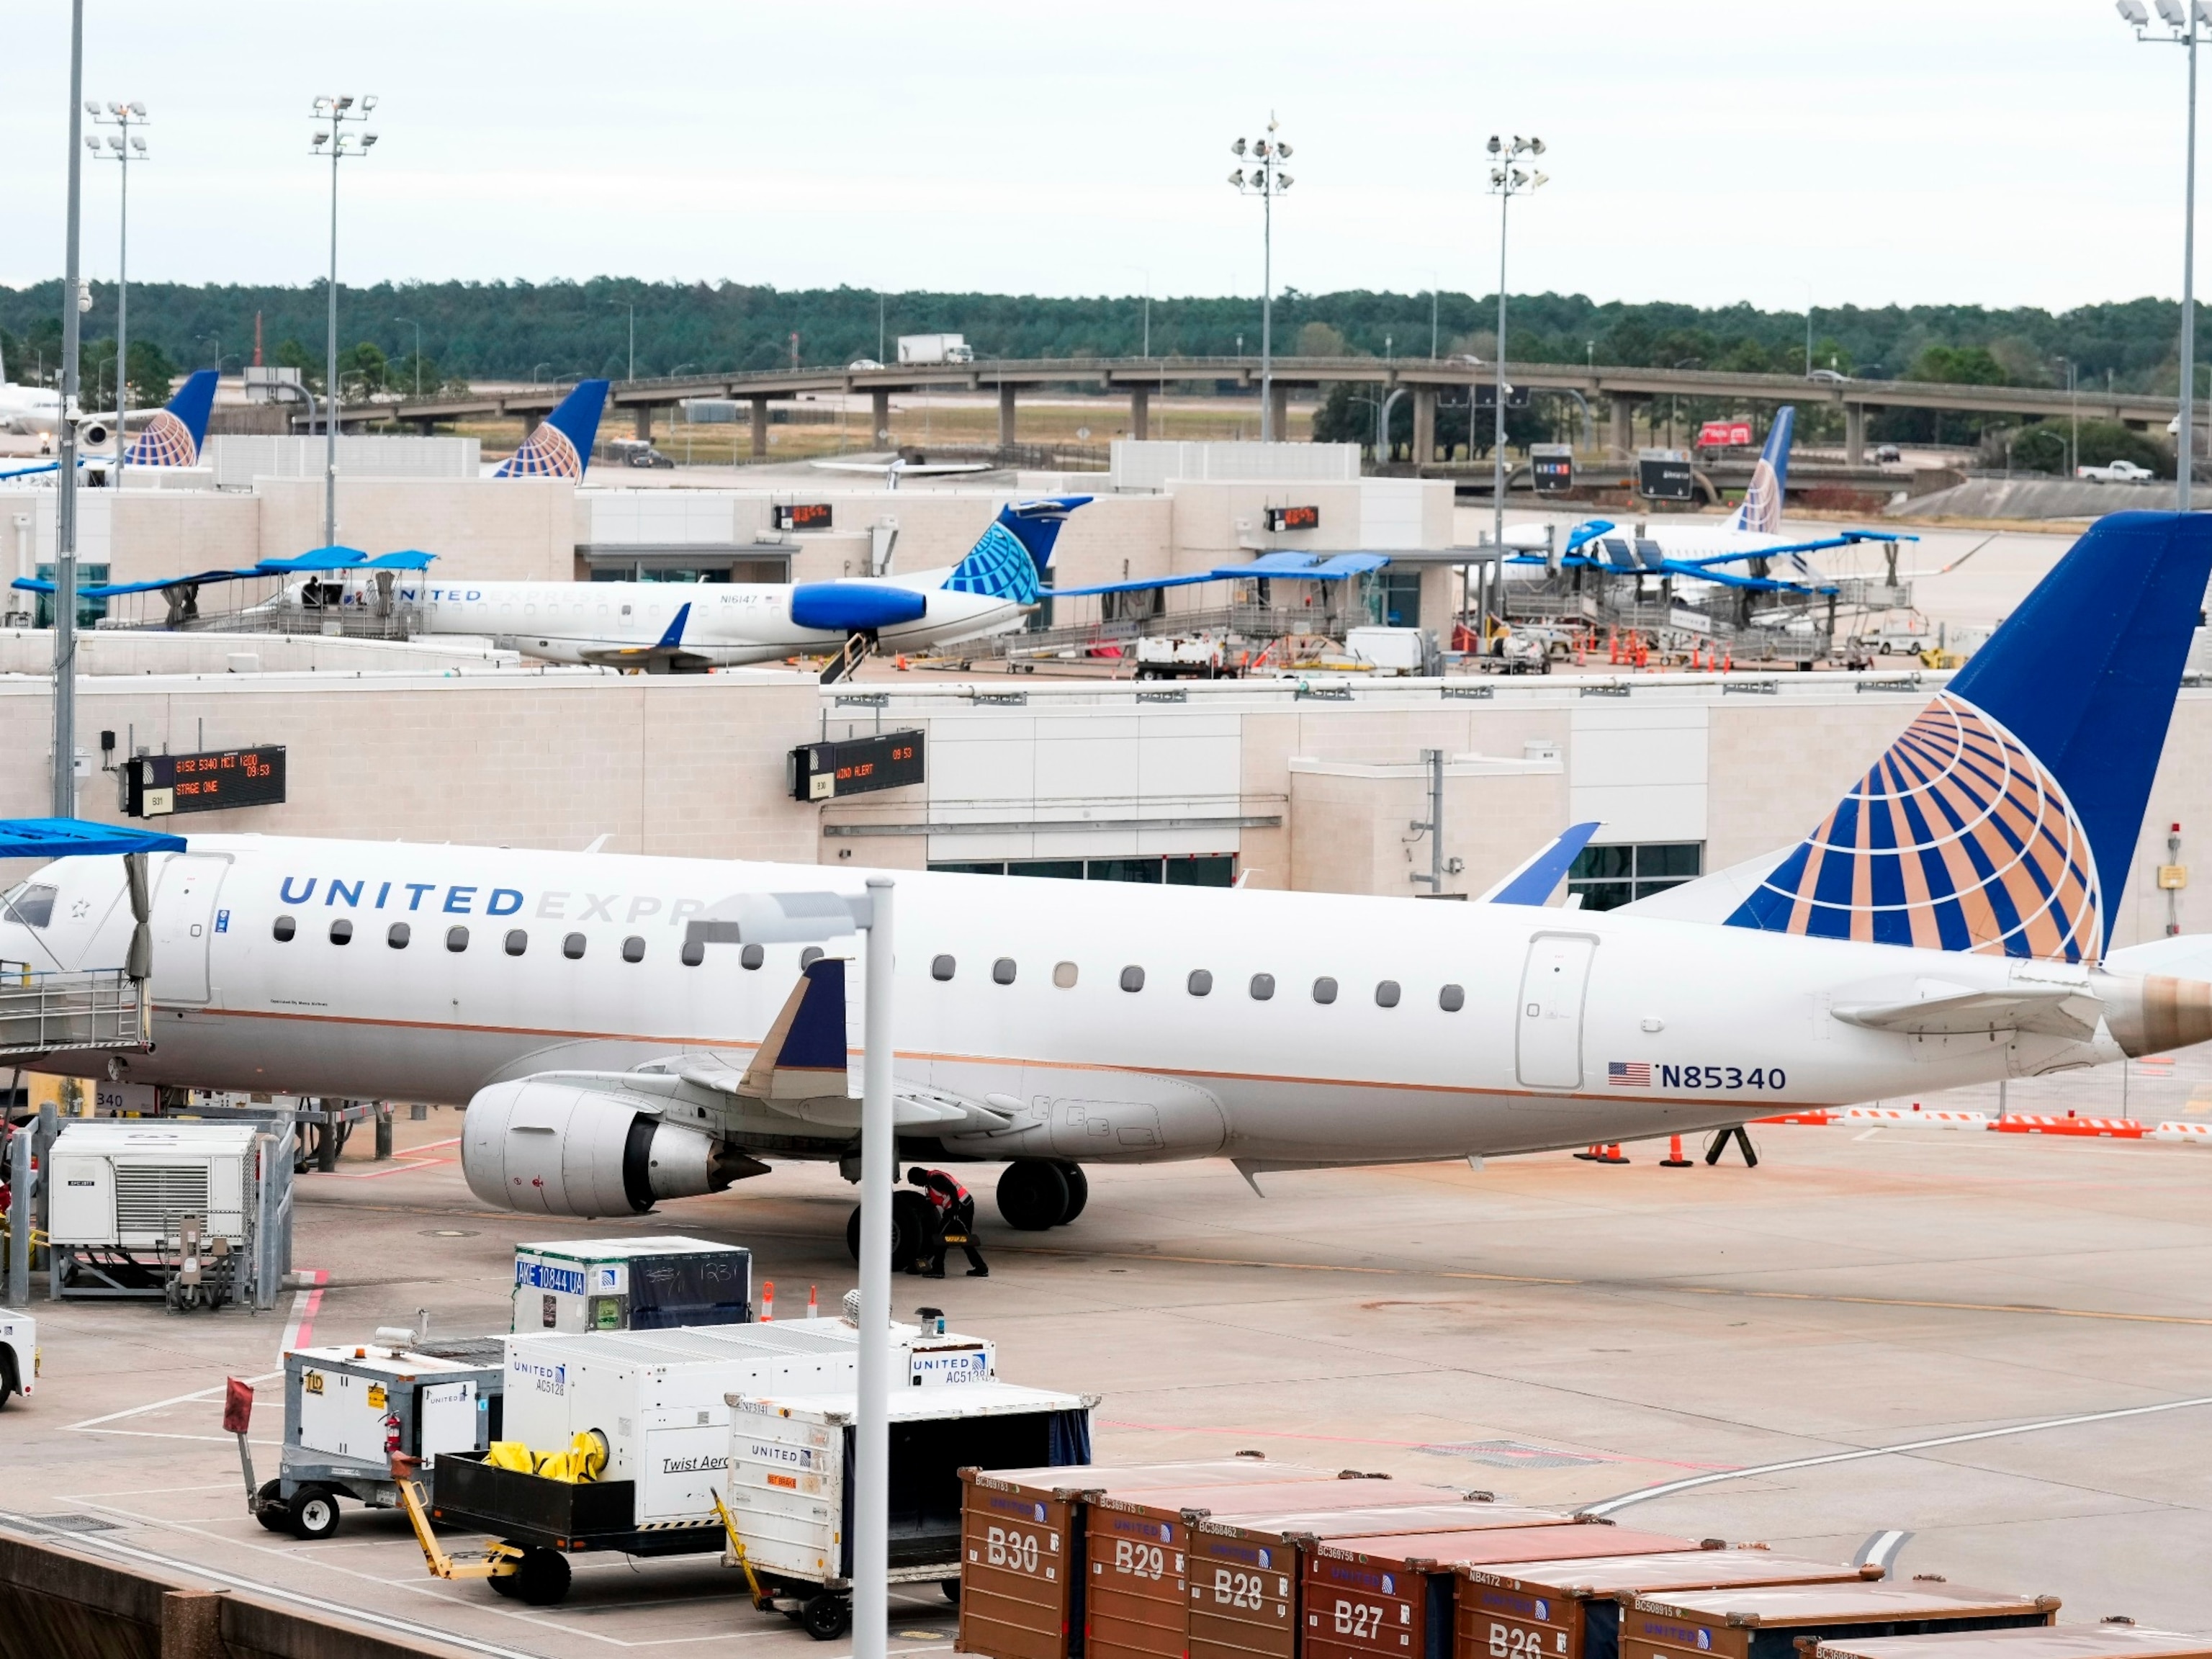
[1807,368,1850,384]
[2077,459,2154,482]
[847,358,884,372]
[1874,444,1902,464]
[604,439,675,469]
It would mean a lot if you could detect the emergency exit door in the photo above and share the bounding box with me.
[1515,934,1596,1091]
[150,854,231,1004]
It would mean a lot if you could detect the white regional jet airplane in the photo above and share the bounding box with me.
[4,511,2211,1247]
[258,495,1092,673]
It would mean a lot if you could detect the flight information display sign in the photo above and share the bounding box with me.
[1637,457,1697,502]
[775,503,834,531]
[789,729,925,802]
[1530,444,1574,494]
[1264,505,1320,531]
[123,745,287,818]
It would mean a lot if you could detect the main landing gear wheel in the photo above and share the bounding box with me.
[845,1188,938,1267]
[996,1159,1069,1231]
[1053,1161,1088,1225]
[801,1591,853,1640]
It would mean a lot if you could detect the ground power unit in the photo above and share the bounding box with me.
[44,1122,261,1304]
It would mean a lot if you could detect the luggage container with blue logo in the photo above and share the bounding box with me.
[1620,1582,2060,1659]
[511,1236,751,1334]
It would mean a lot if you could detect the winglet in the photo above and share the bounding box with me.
[657,601,692,649]
[1479,822,1601,905]
[739,958,850,1100]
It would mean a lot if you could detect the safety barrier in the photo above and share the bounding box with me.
[2151,1120,2212,1143]
[1989,1115,2147,1138]
[1838,1106,1990,1129]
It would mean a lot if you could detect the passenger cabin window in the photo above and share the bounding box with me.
[622,935,646,963]
[2,884,57,928]
[1249,973,1275,1001]
[992,958,1017,985]
[562,932,585,960]
[741,943,765,970]
[932,954,956,981]
[504,930,528,958]
[387,922,410,949]
[272,914,297,942]
[446,926,469,953]
[329,919,354,945]
[1052,961,1079,988]
[1375,980,1401,1008]
[800,946,824,969]
[1312,976,1338,1004]
[1187,969,1213,997]
[680,940,705,967]
[1120,966,1146,993]
[1439,984,1466,1012]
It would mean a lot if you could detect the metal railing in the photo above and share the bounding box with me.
[0,968,150,1057]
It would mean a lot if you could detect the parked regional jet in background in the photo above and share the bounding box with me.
[0,343,63,439]
[3,511,2209,1248]
[490,380,608,480]
[0,369,218,482]
[258,495,1092,673]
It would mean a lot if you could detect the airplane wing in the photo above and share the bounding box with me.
[1477,821,1601,904]
[1830,979,2101,1040]
[1502,552,1837,595]
[810,458,994,478]
[572,601,710,670]
[1666,531,1919,571]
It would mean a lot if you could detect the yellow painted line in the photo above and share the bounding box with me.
[994,1243,2212,1327]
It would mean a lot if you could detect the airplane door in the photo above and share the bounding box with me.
[150,854,232,1004]
[1515,933,1596,1092]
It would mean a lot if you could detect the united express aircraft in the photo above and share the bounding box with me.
[4,511,2209,1241]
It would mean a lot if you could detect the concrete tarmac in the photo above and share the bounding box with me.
[4,1087,2211,1655]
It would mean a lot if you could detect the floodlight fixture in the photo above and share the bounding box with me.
[312,130,328,145]
[130,137,145,152]
[84,136,98,152]
[2159,0,2185,22]
[1278,142,1292,158]
[2119,0,2151,19]
[129,101,145,117]
[1486,133,1501,153]
[1231,137,1246,156]
[1223,114,1296,440]
[1228,169,1245,186]
[84,99,99,115]
[361,132,379,148]
[336,94,354,109]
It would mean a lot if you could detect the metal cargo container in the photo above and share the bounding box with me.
[1188,1502,1570,1659]
[1459,1552,1876,1659]
[1087,1480,1479,1659]
[1622,1583,2061,1659]
[1810,1631,2212,1659]
[958,1458,1350,1659]
[511,1236,752,1334]
[725,1381,1094,1600]
[1305,1527,1697,1659]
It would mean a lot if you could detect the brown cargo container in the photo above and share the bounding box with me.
[1188,1502,1573,1659]
[957,1460,1364,1659]
[1306,1527,1700,1659]
[1622,1583,2062,1659]
[1085,1481,1478,1659]
[1811,1630,2212,1659]
[1459,1552,1878,1659]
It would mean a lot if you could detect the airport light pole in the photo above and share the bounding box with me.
[1228,117,1294,441]
[87,101,148,481]
[608,299,634,381]
[1485,135,1547,622]
[687,882,896,1659]
[53,0,87,817]
[2120,0,2208,507]
[395,316,421,398]
[311,94,377,551]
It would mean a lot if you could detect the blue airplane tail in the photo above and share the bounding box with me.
[1724,511,2212,961]
[124,368,218,467]
[1727,406,1794,535]
[940,496,1093,603]
[495,379,610,479]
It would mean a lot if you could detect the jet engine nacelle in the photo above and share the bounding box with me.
[462,1079,732,1217]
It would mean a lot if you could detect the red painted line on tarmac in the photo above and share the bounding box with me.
[280,1269,329,1354]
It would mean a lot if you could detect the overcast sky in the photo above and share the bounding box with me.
[0,1,2198,315]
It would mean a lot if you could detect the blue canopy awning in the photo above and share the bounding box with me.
[10,548,437,599]
[0,817,186,858]
[1053,551,1397,598]
[253,545,372,573]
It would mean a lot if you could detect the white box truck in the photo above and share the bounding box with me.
[0,1307,34,1407]
[897,333,975,365]
[721,1380,1094,1633]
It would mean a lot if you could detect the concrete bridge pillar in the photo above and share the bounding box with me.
[1268,381,1290,442]
[999,382,1018,448]
[750,397,770,459]
[1412,385,1437,466]
[871,388,892,446]
[633,403,653,441]
[1609,396,1636,460]
[1129,385,1150,441]
[1843,403,1867,467]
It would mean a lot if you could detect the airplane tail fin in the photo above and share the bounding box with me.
[124,369,218,467]
[1727,406,1793,535]
[495,379,610,479]
[940,496,1093,603]
[1723,511,2212,961]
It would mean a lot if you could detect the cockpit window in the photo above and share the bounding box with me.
[1,884,57,929]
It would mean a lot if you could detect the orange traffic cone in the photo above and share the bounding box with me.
[761,1280,775,1321]
[1572,1144,1602,1161]
[1594,1143,1629,1164]
[807,1284,819,1318]
[1660,1136,1693,1167]
[896,654,909,671]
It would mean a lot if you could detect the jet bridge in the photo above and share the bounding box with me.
[0,818,184,1062]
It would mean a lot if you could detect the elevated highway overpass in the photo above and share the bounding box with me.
[391,356,2188,468]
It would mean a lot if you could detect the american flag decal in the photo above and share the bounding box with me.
[1608,1062,1651,1087]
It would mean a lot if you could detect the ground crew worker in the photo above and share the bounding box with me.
[908,1166,989,1278]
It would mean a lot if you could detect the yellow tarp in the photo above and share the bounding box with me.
[484,1434,606,1484]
